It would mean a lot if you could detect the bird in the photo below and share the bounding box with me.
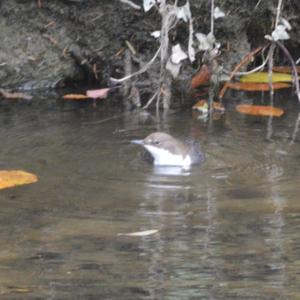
[131,132,204,167]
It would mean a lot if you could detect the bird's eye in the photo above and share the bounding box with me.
[154,140,160,145]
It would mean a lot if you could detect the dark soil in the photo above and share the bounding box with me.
[0,0,299,93]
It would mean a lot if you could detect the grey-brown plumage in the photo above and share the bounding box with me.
[132,132,204,167]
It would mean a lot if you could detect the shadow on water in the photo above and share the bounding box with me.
[0,90,300,299]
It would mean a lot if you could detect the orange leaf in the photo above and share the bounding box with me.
[236,104,284,117]
[225,82,291,91]
[0,89,32,100]
[273,66,300,74]
[191,64,211,89]
[62,94,89,100]
[213,102,225,112]
[0,170,38,190]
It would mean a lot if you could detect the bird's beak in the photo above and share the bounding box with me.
[131,139,144,145]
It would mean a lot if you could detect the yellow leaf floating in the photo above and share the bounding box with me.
[0,170,38,190]
[240,72,292,83]
[225,82,291,91]
[236,104,284,117]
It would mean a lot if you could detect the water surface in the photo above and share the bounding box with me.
[0,91,300,299]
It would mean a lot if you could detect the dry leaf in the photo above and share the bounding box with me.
[236,104,284,117]
[192,100,208,114]
[272,24,290,41]
[225,82,291,91]
[240,72,292,83]
[193,99,225,112]
[170,44,188,64]
[0,170,38,190]
[117,229,158,237]
[166,59,181,78]
[213,101,225,112]
[273,66,300,74]
[0,89,32,100]
[214,6,225,19]
[191,64,211,89]
[62,94,89,100]
[86,88,110,99]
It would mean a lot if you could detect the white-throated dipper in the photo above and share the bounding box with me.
[131,132,204,167]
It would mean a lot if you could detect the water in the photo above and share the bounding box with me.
[0,91,300,299]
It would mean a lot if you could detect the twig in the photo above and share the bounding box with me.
[143,90,160,109]
[266,0,283,100]
[275,0,283,28]
[210,0,215,35]
[125,40,137,56]
[266,43,275,141]
[231,51,270,76]
[274,40,300,104]
[119,0,141,10]
[158,1,178,110]
[91,13,105,22]
[44,21,55,29]
[255,0,263,9]
[218,45,268,99]
[291,112,300,143]
[156,92,161,113]
[92,63,98,80]
[110,46,161,83]
[267,43,275,97]
[188,2,195,62]
[123,49,133,100]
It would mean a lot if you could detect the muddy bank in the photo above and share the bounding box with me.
[0,0,299,91]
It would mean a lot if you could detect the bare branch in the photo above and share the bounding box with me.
[119,0,141,10]
[274,40,300,104]
[275,0,283,28]
[231,48,272,76]
[110,46,161,83]
[143,90,160,109]
[210,0,215,35]
[291,112,300,143]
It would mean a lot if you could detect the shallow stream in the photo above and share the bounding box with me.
[0,90,300,299]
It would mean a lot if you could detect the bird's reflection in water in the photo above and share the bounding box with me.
[152,165,190,176]
[143,165,193,193]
